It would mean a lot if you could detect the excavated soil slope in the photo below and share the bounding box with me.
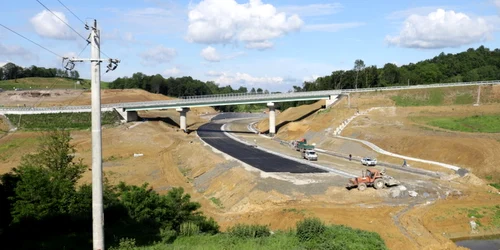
[259,85,500,180]
[0,89,173,107]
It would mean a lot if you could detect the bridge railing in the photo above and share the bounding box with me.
[337,80,499,93]
[180,89,341,101]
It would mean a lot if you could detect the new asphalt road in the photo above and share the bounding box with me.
[197,122,327,174]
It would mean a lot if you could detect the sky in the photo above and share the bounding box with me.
[1,0,500,92]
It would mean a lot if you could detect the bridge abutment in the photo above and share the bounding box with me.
[176,107,190,132]
[267,102,276,136]
[114,108,138,122]
[325,94,339,108]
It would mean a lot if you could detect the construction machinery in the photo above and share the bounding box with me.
[346,168,400,191]
[301,149,318,161]
[292,139,318,161]
[292,138,315,151]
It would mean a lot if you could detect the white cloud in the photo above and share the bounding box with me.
[109,6,187,34]
[303,75,320,82]
[205,70,224,77]
[0,43,35,60]
[103,29,135,43]
[386,9,493,49]
[495,0,500,9]
[200,46,221,62]
[187,0,303,49]
[164,66,181,77]
[140,45,177,65]
[304,22,365,32]
[30,10,76,40]
[200,46,245,62]
[386,6,448,20]
[245,41,273,50]
[123,32,135,42]
[212,72,284,87]
[278,3,343,17]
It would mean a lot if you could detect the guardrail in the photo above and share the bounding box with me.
[338,80,499,93]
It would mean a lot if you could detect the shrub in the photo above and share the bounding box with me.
[296,217,326,242]
[109,238,136,250]
[228,224,271,238]
[160,226,177,243]
[180,221,200,237]
[196,217,220,235]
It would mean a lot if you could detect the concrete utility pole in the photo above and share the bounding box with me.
[90,20,104,250]
[67,19,120,250]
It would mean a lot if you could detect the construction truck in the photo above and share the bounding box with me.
[292,139,318,161]
[346,168,400,191]
[292,138,315,151]
[301,149,318,161]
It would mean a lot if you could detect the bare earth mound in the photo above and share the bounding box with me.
[0,89,173,107]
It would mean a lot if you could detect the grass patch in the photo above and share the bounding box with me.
[132,219,387,250]
[468,208,484,219]
[454,93,474,105]
[391,89,444,106]
[425,115,500,133]
[317,108,331,115]
[489,183,500,190]
[5,112,121,130]
[282,208,306,215]
[104,155,123,162]
[0,136,39,161]
[0,77,109,90]
[209,197,224,209]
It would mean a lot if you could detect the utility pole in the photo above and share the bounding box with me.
[90,20,104,250]
[66,19,120,250]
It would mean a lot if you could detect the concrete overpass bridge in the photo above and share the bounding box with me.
[0,80,499,135]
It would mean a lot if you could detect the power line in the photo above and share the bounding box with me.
[41,0,112,60]
[77,43,89,57]
[35,0,88,42]
[56,0,86,26]
[0,23,63,58]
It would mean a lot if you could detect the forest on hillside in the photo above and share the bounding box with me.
[0,62,80,80]
[300,45,500,92]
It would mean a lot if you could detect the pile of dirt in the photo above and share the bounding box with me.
[0,89,174,107]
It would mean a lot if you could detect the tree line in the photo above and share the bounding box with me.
[298,45,500,92]
[109,73,272,112]
[0,62,80,81]
[109,73,271,97]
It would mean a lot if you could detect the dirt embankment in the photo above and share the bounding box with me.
[0,89,173,107]
[261,85,500,181]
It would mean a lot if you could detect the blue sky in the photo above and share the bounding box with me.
[1,0,500,92]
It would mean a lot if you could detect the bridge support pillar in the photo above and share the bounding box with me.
[325,94,339,108]
[267,102,275,136]
[114,108,138,122]
[176,107,190,132]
